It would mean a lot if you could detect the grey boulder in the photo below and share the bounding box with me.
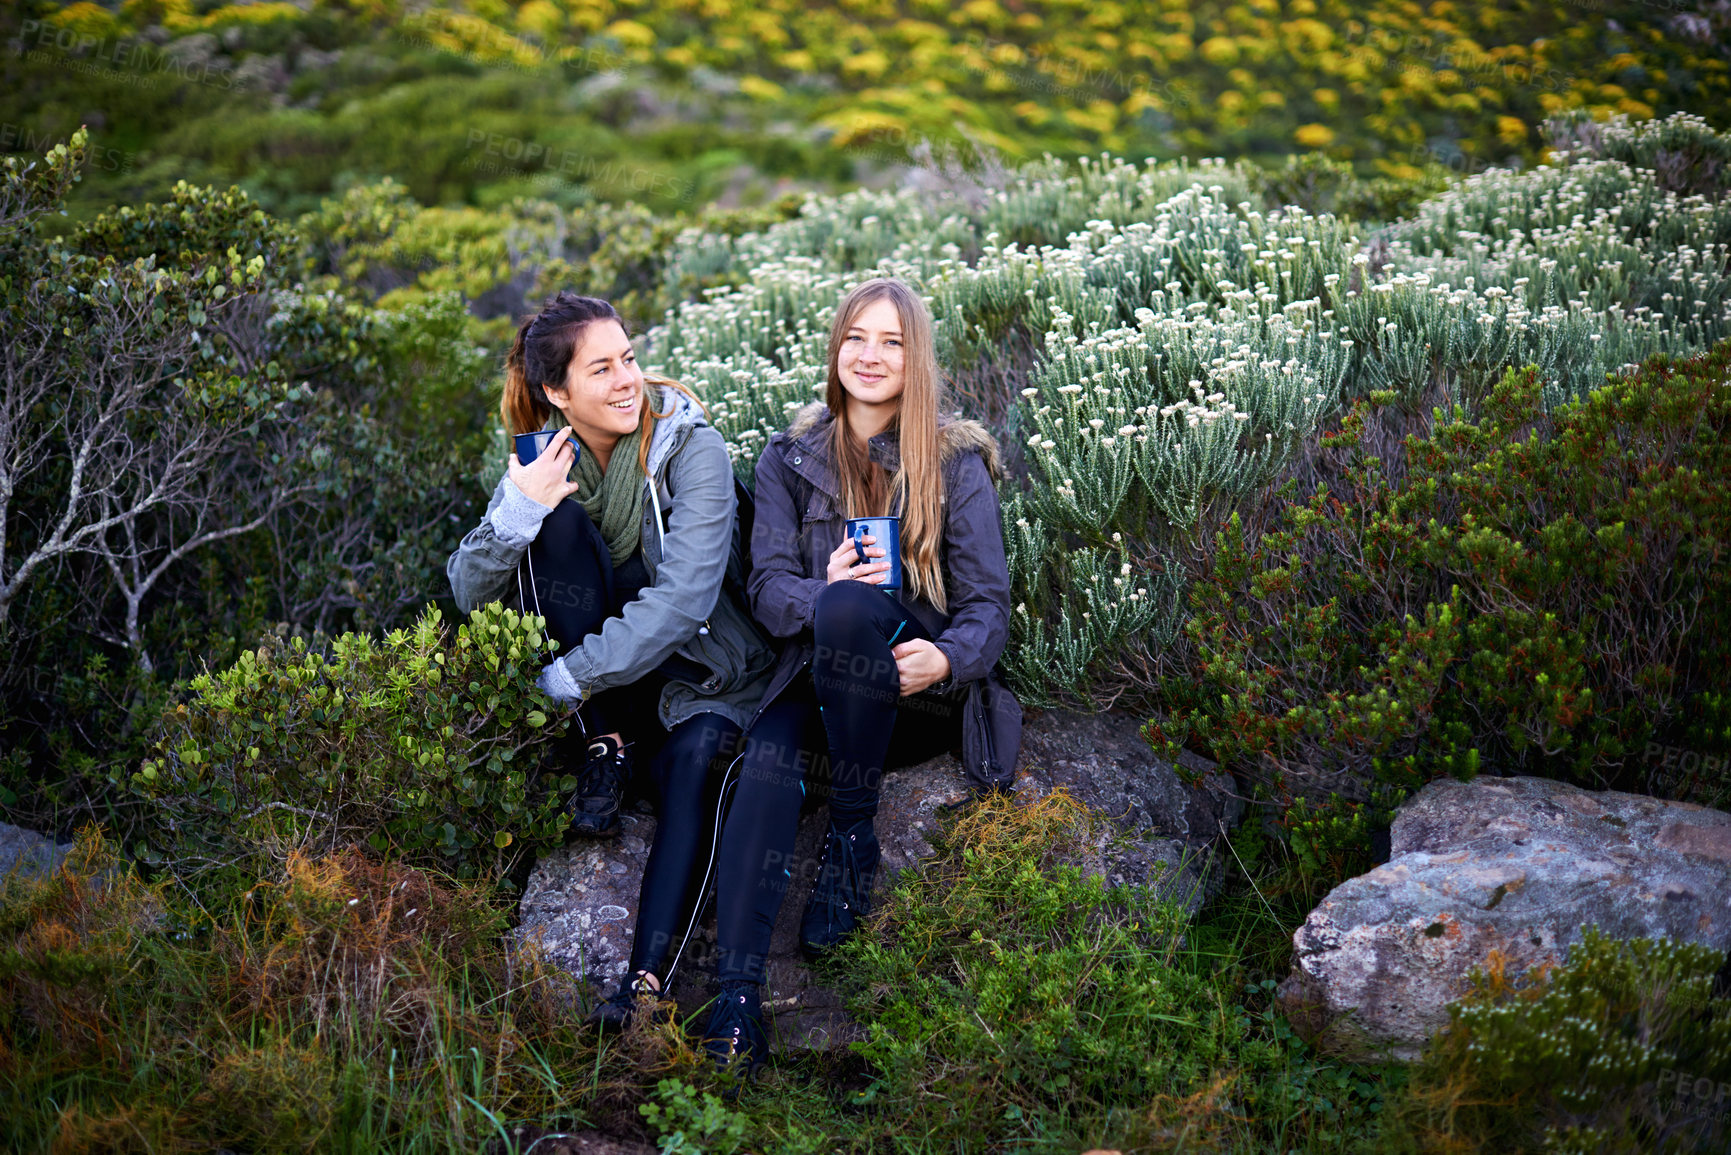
[1278,775,1731,1062]
[0,821,69,885]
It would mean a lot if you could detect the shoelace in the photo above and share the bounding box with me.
[575,739,628,799]
[708,985,759,1054]
[817,829,861,917]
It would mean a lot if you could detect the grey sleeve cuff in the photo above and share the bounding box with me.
[489,477,556,547]
[536,657,585,703]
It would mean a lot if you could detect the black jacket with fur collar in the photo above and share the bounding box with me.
[743,402,1021,787]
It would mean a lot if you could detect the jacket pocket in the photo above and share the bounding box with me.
[674,595,771,696]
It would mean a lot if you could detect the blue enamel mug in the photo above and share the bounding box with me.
[514,429,579,467]
[846,515,902,594]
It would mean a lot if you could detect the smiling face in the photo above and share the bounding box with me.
[835,296,906,437]
[542,319,644,463]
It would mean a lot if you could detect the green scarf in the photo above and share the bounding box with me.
[548,388,653,566]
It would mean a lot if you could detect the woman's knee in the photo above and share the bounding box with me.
[814,577,892,629]
[813,581,901,673]
[656,716,736,792]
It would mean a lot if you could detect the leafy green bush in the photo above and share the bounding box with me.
[834,790,1238,1149]
[132,604,573,887]
[0,131,489,834]
[639,1079,752,1155]
[1152,341,1731,832]
[1394,929,1731,1154]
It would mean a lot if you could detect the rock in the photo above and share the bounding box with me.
[0,821,70,884]
[515,708,1242,1050]
[516,812,658,990]
[231,54,289,98]
[1277,775,1731,1062]
[1019,710,1243,907]
[484,1127,655,1155]
[161,33,220,69]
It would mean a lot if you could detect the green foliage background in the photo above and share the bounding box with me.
[4,0,1728,220]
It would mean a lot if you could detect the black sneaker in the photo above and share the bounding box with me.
[799,817,880,960]
[587,969,660,1031]
[702,980,768,1073]
[566,735,629,837]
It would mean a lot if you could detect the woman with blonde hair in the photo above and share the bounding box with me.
[447,290,775,1028]
[700,277,1021,1067]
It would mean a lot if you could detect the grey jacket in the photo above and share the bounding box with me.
[446,388,776,732]
[746,402,1022,786]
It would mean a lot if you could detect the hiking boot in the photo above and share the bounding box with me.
[702,980,768,1073]
[799,816,880,960]
[566,735,630,837]
[587,970,660,1031]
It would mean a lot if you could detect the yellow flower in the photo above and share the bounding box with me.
[842,50,892,80]
[1294,123,1335,148]
[739,76,784,101]
[1200,36,1240,66]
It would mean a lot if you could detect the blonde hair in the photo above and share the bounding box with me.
[825,277,948,612]
[501,290,702,475]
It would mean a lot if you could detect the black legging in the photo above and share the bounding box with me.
[529,499,742,980]
[712,580,964,984]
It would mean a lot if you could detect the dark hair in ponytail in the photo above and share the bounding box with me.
[501,291,623,436]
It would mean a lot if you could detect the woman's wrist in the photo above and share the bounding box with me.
[931,638,964,692]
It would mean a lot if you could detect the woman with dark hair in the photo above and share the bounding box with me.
[447,291,775,1026]
[700,277,1021,1067]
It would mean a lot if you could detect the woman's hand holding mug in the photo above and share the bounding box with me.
[826,534,889,584]
[509,428,582,509]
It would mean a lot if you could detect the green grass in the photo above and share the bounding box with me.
[14,789,1716,1153]
[2,798,1421,1154]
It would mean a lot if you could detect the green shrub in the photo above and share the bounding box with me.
[132,603,572,888]
[1250,151,1455,224]
[1394,929,1731,1154]
[1151,342,1731,842]
[638,1079,751,1155]
[641,115,1731,711]
[0,134,489,834]
[834,790,1240,1149]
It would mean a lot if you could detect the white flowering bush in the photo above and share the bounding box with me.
[642,113,1731,707]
